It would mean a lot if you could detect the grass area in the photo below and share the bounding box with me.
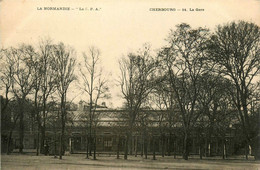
[1,154,260,170]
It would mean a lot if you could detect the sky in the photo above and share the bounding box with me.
[1,0,260,108]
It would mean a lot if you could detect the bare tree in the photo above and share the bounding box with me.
[10,45,36,153]
[207,21,260,160]
[79,46,110,160]
[136,109,153,159]
[38,39,57,155]
[196,74,234,158]
[118,44,157,159]
[29,39,58,155]
[151,75,180,158]
[0,48,15,114]
[30,50,43,156]
[52,43,76,159]
[159,23,209,160]
[0,48,16,154]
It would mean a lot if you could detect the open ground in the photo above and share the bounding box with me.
[1,153,260,170]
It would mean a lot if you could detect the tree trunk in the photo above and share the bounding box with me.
[7,115,19,155]
[93,137,97,160]
[59,133,62,159]
[135,136,138,157]
[124,135,128,160]
[222,138,226,159]
[198,137,203,160]
[173,138,176,159]
[199,144,202,159]
[167,135,171,156]
[41,93,47,154]
[129,133,133,155]
[36,128,40,156]
[208,131,213,157]
[245,142,248,160]
[204,138,207,157]
[54,131,57,158]
[89,137,92,156]
[141,134,143,157]
[144,137,148,159]
[153,136,156,160]
[88,122,92,157]
[86,136,89,159]
[36,114,42,155]
[40,127,45,154]
[117,136,120,159]
[34,90,40,156]
[59,94,65,159]
[183,133,189,160]
[161,135,165,157]
[208,143,211,157]
[7,131,13,155]
[19,99,24,154]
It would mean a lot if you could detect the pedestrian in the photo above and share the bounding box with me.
[46,143,49,155]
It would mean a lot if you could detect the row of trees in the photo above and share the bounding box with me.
[0,38,110,160]
[1,20,259,160]
[0,41,77,159]
[118,21,260,160]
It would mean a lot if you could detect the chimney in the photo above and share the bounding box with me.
[101,102,106,108]
[79,100,84,111]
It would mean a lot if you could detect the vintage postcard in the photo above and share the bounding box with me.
[1,0,260,169]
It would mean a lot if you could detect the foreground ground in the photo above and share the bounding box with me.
[1,153,260,170]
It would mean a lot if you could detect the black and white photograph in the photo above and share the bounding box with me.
[0,0,260,169]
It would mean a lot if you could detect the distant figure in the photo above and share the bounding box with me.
[45,143,49,156]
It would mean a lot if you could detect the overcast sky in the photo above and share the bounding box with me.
[1,0,260,108]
